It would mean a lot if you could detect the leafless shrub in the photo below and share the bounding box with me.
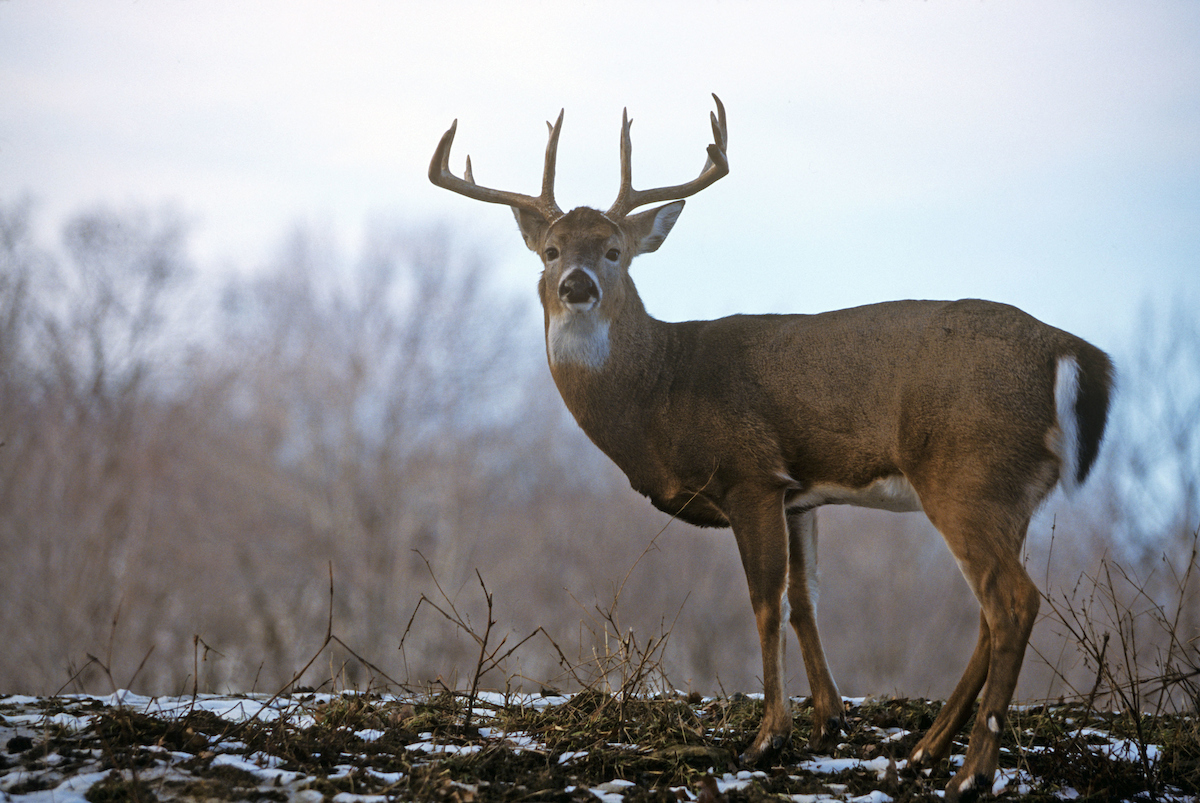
[1038,529,1200,711]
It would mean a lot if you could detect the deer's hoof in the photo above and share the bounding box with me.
[807,716,844,753]
[739,733,789,767]
[945,771,990,803]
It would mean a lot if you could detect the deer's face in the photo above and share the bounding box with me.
[524,202,683,319]
[536,208,630,319]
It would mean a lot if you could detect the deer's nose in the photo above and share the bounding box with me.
[559,269,599,306]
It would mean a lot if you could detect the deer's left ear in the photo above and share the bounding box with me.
[626,201,684,255]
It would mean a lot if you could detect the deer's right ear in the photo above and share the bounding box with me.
[513,208,550,253]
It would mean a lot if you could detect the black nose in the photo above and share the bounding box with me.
[559,270,599,304]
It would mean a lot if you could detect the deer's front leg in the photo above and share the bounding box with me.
[786,509,844,752]
[726,485,792,765]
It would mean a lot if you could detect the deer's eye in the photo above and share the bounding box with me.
[545,247,559,261]
[606,248,620,261]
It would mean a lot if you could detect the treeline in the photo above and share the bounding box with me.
[0,199,1195,710]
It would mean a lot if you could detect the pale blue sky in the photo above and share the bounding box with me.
[2,1,1197,347]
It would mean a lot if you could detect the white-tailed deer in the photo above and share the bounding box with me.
[429,95,1112,801]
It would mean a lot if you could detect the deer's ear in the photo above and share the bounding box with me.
[626,201,684,255]
[513,207,551,252]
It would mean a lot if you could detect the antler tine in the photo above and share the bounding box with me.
[540,110,565,217]
[428,113,564,222]
[605,94,729,220]
[604,108,635,219]
[707,93,728,169]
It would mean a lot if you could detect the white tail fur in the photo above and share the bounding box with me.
[1053,355,1083,495]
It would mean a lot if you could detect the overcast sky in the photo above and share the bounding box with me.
[2,1,1197,348]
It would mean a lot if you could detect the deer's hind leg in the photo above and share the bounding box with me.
[911,496,1041,802]
[785,508,844,752]
[909,608,991,767]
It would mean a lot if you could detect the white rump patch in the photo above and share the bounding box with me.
[547,314,610,369]
[1051,355,1082,494]
[785,475,922,514]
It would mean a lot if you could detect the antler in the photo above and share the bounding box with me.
[605,94,728,220]
[428,111,566,222]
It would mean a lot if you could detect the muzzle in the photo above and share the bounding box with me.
[558,269,600,307]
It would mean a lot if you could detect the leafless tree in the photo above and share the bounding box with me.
[1,199,1193,710]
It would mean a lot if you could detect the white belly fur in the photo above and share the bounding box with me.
[786,474,923,513]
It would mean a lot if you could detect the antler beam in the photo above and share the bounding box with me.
[428,111,566,223]
[605,94,728,220]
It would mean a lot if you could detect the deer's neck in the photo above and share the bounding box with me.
[545,302,668,451]
[546,310,726,526]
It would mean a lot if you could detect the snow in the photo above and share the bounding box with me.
[13,770,112,803]
[797,755,896,779]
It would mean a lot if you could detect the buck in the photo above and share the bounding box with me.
[428,95,1112,801]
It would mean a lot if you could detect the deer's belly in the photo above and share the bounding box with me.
[785,475,923,514]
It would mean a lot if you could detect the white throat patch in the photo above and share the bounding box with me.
[547,313,610,370]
